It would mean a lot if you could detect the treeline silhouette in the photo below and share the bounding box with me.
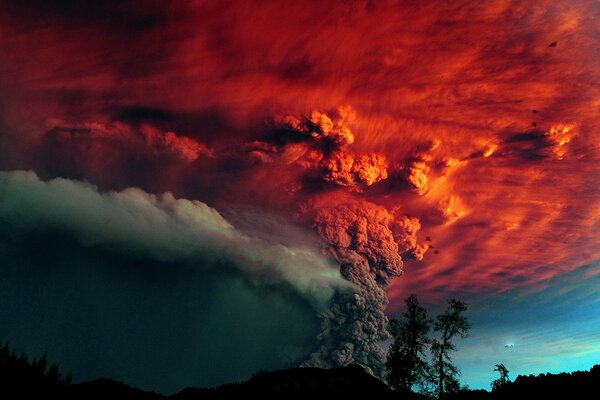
[0,341,71,396]
[448,365,600,400]
[0,342,422,399]
[1,340,599,399]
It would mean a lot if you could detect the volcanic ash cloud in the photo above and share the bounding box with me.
[302,200,420,376]
[0,170,348,305]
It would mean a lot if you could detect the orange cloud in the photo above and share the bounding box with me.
[406,161,430,195]
[322,152,388,189]
[1,0,599,311]
[278,108,355,147]
[45,120,213,162]
[544,124,574,160]
[482,144,497,158]
[391,212,428,261]
[438,195,469,224]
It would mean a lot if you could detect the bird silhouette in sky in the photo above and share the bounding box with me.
[514,99,523,104]
[549,41,558,47]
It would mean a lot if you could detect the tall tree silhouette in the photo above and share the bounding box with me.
[385,294,431,391]
[492,363,510,391]
[431,299,470,399]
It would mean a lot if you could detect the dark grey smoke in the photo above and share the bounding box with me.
[248,110,423,377]
[0,169,421,386]
[0,170,350,393]
[302,201,405,377]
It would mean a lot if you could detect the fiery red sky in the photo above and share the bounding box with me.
[1,0,600,391]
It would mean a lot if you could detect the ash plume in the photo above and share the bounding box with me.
[302,200,422,377]
[0,170,347,304]
[249,109,427,375]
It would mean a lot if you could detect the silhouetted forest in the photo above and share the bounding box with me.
[1,341,598,399]
[447,364,600,400]
[0,342,423,398]
[0,342,72,397]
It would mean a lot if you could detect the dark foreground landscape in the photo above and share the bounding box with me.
[1,342,598,399]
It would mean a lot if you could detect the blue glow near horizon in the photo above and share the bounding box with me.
[454,261,600,390]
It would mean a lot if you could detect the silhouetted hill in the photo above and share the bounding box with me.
[209,364,391,395]
[172,364,430,398]
[69,378,163,400]
[4,340,599,399]
[0,342,429,399]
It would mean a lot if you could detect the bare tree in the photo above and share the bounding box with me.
[431,299,471,399]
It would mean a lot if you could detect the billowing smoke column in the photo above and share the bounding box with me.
[301,200,427,375]
[302,201,403,376]
[256,109,427,375]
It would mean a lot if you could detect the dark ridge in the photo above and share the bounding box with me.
[209,365,392,395]
[3,341,599,399]
[0,342,429,399]
[447,364,600,400]
[69,378,163,400]
[172,365,430,399]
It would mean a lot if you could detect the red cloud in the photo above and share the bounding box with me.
[322,152,388,189]
[46,120,213,162]
[1,0,599,311]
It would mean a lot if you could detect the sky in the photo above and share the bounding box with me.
[0,0,599,393]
